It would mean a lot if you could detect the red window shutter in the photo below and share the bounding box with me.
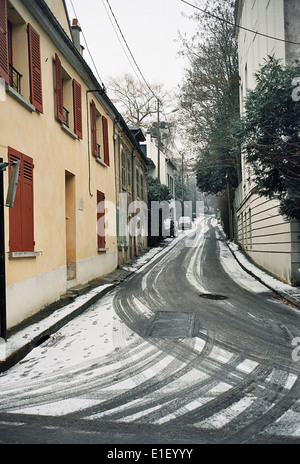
[8,148,34,252]
[97,190,106,249]
[28,24,43,113]
[102,116,110,166]
[0,0,9,84]
[8,149,22,252]
[73,79,82,139]
[91,100,97,156]
[21,154,34,251]
[55,53,64,123]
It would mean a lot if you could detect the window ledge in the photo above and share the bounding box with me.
[6,85,36,113]
[97,248,108,253]
[95,157,108,168]
[61,123,78,139]
[9,251,40,259]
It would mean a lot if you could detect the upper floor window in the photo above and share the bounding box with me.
[0,0,43,112]
[121,149,126,188]
[55,52,82,139]
[91,99,103,158]
[90,98,110,165]
[136,168,140,198]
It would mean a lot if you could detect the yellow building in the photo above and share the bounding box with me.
[0,0,147,334]
[115,126,149,264]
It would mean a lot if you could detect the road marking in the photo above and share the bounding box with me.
[7,398,100,416]
[194,395,256,429]
[264,403,300,437]
[153,397,211,425]
[236,359,259,373]
[208,346,234,364]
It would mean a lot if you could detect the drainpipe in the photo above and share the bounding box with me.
[113,117,120,254]
[0,159,6,341]
[132,147,136,256]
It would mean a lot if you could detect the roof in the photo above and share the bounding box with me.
[166,158,177,171]
[22,0,149,166]
[128,126,146,143]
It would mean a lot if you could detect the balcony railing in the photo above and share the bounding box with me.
[9,64,22,94]
[63,107,69,127]
[97,143,101,158]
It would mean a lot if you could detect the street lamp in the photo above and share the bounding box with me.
[0,159,20,341]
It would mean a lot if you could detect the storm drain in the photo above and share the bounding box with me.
[199,293,228,300]
[146,311,195,339]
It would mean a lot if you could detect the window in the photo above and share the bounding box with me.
[127,158,131,189]
[167,174,174,196]
[0,0,9,84]
[97,190,106,250]
[121,150,126,188]
[0,1,43,111]
[90,99,102,158]
[55,53,82,138]
[28,23,43,113]
[136,168,140,198]
[140,173,144,201]
[102,116,110,166]
[8,147,34,252]
[73,79,82,139]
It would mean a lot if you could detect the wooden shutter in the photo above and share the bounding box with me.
[55,53,64,123]
[73,79,82,139]
[97,190,106,249]
[91,100,97,156]
[0,0,9,84]
[102,116,110,166]
[8,148,34,252]
[28,24,43,113]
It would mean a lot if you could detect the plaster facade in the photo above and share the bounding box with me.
[235,0,300,285]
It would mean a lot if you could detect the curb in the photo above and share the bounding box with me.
[0,283,117,374]
[0,239,175,374]
[225,241,300,311]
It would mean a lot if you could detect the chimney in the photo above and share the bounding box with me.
[71,18,83,55]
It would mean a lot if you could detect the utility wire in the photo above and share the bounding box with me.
[104,0,159,101]
[70,0,106,88]
[181,0,300,46]
[101,0,143,84]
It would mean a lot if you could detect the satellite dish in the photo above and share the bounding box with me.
[5,161,20,207]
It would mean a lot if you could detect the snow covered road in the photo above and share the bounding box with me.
[0,216,299,444]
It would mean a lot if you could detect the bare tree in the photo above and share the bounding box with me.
[107,73,177,150]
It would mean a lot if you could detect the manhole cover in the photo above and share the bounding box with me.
[146,311,195,338]
[199,293,228,300]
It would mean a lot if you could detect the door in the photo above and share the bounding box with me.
[65,171,76,281]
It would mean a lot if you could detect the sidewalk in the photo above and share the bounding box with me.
[0,240,173,374]
[223,236,300,310]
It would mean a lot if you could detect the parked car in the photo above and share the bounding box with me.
[178,216,192,230]
[163,218,175,237]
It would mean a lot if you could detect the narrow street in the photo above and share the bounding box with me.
[0,217,299,444]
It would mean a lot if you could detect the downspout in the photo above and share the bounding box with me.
[113,117,120,253]
[132,147,136,256]
[0,160,7,341]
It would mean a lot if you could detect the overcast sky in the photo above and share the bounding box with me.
[65,0,197,95]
